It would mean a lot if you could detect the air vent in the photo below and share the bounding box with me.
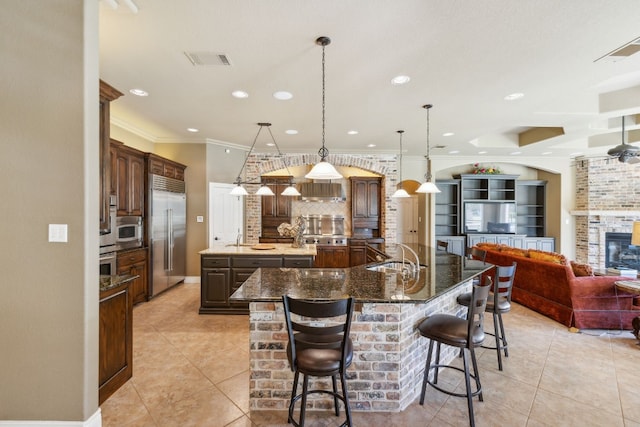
[184,51,232,66]
[595,36,640,63]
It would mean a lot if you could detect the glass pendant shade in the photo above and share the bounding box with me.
[391,188,410,198]
[305,160,342,180]
[415,181,441,193]
[255,185,275,196]
[230,184,249,196]
[281,185,301,196]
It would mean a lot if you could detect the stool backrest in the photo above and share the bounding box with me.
[466,246,487,263]
[467,276,491,347]
[437,240,449,251]
[282,296,355,371]
[494,262,517,304]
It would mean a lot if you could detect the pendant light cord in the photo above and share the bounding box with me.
[424,104,433,181]
[320,42,328,160]
[398,130,404,188]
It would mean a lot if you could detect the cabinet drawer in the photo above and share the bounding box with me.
[233,257,282,268]
[283,257,313,268]
[118,249,146,266]
[202,257,230,268]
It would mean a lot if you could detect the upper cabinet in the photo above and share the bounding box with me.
[111,140,145,216]
[350,177,382,238]
[146,153,186,181]
[261,176,293,237]
[459,174,518,201]
[99,80,123,232]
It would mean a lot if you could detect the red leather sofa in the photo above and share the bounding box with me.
[475,243,640,330]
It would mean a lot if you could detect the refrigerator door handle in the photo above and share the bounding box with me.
[168,208,173,271]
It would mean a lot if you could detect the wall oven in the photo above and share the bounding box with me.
[115,216,143,251]
[99,251,117,277]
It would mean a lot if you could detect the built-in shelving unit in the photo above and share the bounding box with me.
[435,179,460,236]
[516,180,546,237]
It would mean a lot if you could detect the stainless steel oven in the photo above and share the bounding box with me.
[100,195,117,255]
[99,251,117,277]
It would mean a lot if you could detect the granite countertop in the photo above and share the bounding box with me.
[100,274,138,292]
[199,243,317,256]
[230,247,493,304]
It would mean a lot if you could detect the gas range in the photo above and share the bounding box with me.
[303,235,348,246]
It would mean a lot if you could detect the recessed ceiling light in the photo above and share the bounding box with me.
[347,130,358,135]
[187,128,199,133]
[443,132,454,137]
[231,90,249,99]
[273,91,293,100]
[542,151,552,155]
[266,143,275,147]
[478,151,488,154]
[510,151,522,155]
[129,88,148,97]
[285,129,298,135]
[504,92,524,101]
[391,75,411,85]
[225,148,231,154]
[448,150,460,154]
[367,144,376,148]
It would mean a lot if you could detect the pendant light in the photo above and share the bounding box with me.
[392,130,410,198]
[305,36,343,180]
[230,123,276,196]
[264,123,301,196]
[416,104,441,193]
[607,115,639,163]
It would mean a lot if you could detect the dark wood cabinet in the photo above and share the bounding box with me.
[349,239,367,267]
[99,280,132,405]
[99,81,123,233]
[261,176,294,237]
[117,248,148,305]
[200,254,313,314]
[314,246,350,268]
[350,177,382,238]
[112,140,145,216]
[146,153,186,181]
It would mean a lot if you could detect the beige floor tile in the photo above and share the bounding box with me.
[218,370,252,413]
[100,382,156,427]
[529,388,624,427]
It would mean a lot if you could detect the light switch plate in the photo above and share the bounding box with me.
[196,215,204,223]
[48,224,68,242]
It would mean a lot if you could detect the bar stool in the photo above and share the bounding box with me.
[282,295,355,427]
[457,262,517,371]
[418,277,491,427]
[437,240,449,252]
[465,246,487,263]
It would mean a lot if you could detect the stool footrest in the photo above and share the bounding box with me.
[288,389,349,427]
[426,364,482,399]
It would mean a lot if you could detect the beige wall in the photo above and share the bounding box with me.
[0,0,99,422]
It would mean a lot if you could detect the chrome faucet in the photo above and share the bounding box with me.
[236,230,242,247]
[396,243,420,280]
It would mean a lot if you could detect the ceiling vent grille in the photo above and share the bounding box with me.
[184,51,232,66]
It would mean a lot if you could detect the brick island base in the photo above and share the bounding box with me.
[248,280,472,413]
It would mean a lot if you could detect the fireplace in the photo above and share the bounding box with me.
[605,232,640,270]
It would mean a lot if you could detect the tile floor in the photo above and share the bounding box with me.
[100,282,640,427]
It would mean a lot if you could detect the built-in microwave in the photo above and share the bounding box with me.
[99,251,116,277]
[115,216,143,251]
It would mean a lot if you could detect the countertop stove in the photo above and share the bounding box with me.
[303,235,348,246]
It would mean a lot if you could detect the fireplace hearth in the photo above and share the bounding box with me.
[605,232,640,271]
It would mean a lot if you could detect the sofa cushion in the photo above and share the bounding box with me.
[475,242,503,250]
[570,261,593,277]
[500,247,529,258]
[528,249,567,265]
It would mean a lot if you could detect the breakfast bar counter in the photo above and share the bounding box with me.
[230,246,492,412]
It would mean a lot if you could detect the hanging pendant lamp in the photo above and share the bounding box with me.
[229,123,279,196]
[607,115,640,163]
[263,123,301,196]
[305,36,343,180]
[416,104,441,193]
[392,130,410,198]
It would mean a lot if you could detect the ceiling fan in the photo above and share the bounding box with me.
[607,116,640,163]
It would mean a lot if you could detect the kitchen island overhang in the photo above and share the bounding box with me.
[230,248,492,413]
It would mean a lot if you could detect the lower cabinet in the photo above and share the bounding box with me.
[314,246,350,268]
[523,237,555,251]
[467,234,555,252]
[349,239,367,267]
[117,248,148,305]
[200,254,313,314]
[99,281,132,405]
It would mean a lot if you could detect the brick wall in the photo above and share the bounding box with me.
[574,157,640,266]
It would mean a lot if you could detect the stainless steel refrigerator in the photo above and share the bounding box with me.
[149,174,186,297]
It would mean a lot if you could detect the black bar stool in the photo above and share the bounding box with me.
[418,277,491,427]
[457,262,517,370]
[282,295,355,427]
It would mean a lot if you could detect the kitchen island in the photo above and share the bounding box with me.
[230,245,492,412]
[199,243,316,314]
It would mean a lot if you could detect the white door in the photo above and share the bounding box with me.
[397,196,419,244]
[209,183,244,247]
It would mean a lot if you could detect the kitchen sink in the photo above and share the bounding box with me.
[366,261,414,273]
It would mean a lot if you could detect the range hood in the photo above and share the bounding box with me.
[299,182,345,202]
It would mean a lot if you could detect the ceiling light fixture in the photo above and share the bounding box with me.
[305,36,343,180]
[504,92,524,101]
[231,90,249,99]
[392,130,410,198]
[129,88,148,97]
[187,128,199,133]
[416,104,441,194]
[263,123,301,196]
[607,115,639,163]
[273,91,293,100]
[391,75,411,85]
[347,130,359,135]
[230,123,278,197]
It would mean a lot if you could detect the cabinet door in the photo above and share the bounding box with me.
[231,268,254,309]
[117,249,148,305]
[353,179,379,218]
[315,247,349,268]
[201,268,231,307]
[128,154,144,216]
[350,246,366,266]
[115,150,129,216]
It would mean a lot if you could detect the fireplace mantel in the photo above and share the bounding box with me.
[570,210,640,216]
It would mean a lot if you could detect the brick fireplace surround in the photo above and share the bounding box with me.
[574,157,640,269]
